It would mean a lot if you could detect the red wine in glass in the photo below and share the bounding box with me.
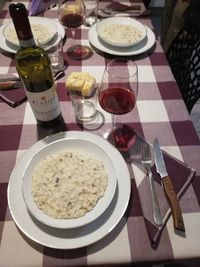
[100,87,136,149]
[99,58,138,146]
[60,13,83,28]
[99,87,136,115]
[58,0,92,59]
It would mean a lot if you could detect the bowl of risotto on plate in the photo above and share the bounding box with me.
[22,138,117,229]
[96,17,147,47]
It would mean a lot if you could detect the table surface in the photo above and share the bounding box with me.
[0,1,200,267]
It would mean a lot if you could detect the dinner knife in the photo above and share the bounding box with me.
[0,69,65,91]
[153,138,185,232]
[0,76,20,82]
[0,81,22,90]
[108,2,141,11]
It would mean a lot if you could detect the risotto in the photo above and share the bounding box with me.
[4,23,54,46]
[31,150,108,219]
[99,23,143,44]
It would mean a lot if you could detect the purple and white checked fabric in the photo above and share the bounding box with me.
[0,1,200,267]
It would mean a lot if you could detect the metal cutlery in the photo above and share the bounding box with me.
[141,142,162,226]
[0,81,22,90]
[153,138,185,232]
[107,2,141,12]
[0,69,65,90]
[0,70,66,107]
[0,76,20,82]
[98,8,141,16]
[98,8,151,18]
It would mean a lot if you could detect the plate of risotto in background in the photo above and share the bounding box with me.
[96,17,146,47]
[22,137,117,229]
[3,17,57,47]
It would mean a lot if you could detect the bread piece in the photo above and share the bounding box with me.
[63,4,80,14]
[65,72,96,96]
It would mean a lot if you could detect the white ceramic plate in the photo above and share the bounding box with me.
[96,17,146,47]
[89,23,155,56]
[22,138,117,229]
[0,17,65,53]
[3,17,57,47]
[8,131,131,249]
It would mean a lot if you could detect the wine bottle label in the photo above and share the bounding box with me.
[26,86,61,122]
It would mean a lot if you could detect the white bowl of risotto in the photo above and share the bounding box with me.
[22,138,117,229]
[96,17,147,47]
[3,17,57,47]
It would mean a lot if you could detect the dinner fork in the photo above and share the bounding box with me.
[141,142,162,226]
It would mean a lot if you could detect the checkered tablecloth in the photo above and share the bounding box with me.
[0,1,200,267]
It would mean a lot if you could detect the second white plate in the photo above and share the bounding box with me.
[0,17,65,53]
[3,17,57,47]
[89,23,155,56]
[96,17,147,47]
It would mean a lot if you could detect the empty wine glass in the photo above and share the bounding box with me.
[58,0,92,59]
[99,58,138,146]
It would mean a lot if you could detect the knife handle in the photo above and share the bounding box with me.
[0,81,21,90]
[162,176,185,232]
[113,3,141,11]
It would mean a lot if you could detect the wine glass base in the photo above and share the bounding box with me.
[101,123,136,152]
[67,45,93,59]
[113,124,136,152]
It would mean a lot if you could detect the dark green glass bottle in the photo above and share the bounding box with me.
[9,3,63,128]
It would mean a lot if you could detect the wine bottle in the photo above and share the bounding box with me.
[9,3,63,128]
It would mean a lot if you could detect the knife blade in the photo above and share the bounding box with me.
[0,76,20,82]
[153,138,185,232]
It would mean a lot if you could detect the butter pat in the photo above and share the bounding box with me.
[65,72,96,96]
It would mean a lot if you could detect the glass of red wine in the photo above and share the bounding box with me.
[99,58,138,147]
[58,0,92,59]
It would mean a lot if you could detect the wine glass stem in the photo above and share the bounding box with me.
[71,28,76,47]
[111,114,116,131]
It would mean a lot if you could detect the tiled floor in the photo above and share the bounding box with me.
[151,7,200,139]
